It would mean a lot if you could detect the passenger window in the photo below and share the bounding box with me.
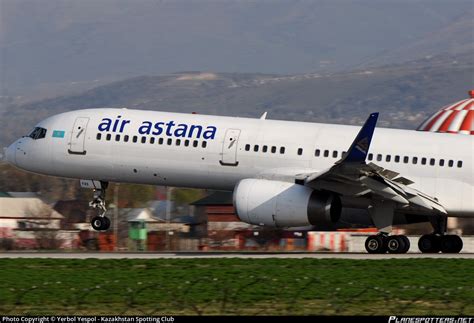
[115,134,121,142]
[412,157,418,164]
[439,159,445,167]
[263,145,268,153]
[377,154,382,162]
[332,151,338,158]
[324,150,329,157]
[395,155,400,163]
[141,136,146,144]
[184,140,190,147]
[193,140,198,147]
[245,144,250,151]
[158,138,164,145]
[430,158,435,166]
[448,160,454,167]
[386,155,391,162]
[342,151,347,158]
[421,157,427,165]
[457,161,463,168]
[167,138,172,145]
[96,133,102,140]
[132,136,137,143]
[202,141,207,148]
[315,149,320,157]
[254,145,259,152]
[176,139,181,146]
[271,146,277,153]
[403,156,409,164]
[124,135,129,142]
[150,137,155,144]
[106,134,111,141]
[298,148,303,156]
[280,147,285,154]
[368,153,373,161]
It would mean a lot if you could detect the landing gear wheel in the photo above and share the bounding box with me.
[440,235,463,253]
[102,216,111,231]
[399,235,410,253]
[365,235,387,254]
[418,234,441,253]
[386,235,409,254]
[91,216,111,231]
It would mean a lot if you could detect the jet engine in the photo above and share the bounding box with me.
[233,179,341,227]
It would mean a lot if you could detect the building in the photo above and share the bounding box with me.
[0,193,67,249]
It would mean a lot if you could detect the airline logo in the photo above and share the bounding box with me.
[355,137,369,154]
[98,116,217,140]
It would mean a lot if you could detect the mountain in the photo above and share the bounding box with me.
[1,0,472,97]
[1,52,473,148]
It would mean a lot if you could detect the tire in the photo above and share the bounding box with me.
[91,216,105,231]
[386,235,406,254]
[365,235,386,254]
[399,235,410,253]
[101,217,111,231]
[418,234,441,253]
[440,235,463,253]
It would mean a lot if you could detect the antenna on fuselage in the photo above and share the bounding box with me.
[259,112,268,120]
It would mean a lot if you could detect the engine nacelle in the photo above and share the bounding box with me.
[233,179,341,228]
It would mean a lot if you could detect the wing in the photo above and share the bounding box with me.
[295,113,447,216]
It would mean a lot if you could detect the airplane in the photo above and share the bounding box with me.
[3,106,473,254]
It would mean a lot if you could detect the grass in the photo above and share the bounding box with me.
[0,258,472,315]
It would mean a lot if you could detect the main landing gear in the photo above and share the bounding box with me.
[418,234,463,253]
[364,234,463,254]
[80,179,111,231]
[417,215,463,253]
[364,215,463,254]
[365,234,410,254]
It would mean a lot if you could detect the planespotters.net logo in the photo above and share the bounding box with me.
[388,317,473,323]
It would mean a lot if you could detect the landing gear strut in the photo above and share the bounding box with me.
[80,179,111,231]
[366,200,410,254]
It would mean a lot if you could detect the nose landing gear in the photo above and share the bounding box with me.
[80,179,111,231]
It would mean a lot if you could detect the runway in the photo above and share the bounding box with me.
[0,252,473,259]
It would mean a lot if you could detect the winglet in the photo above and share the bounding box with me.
[340,112,379,163]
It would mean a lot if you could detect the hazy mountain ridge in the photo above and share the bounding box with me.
[1,0,472,95]
[1,52,473,148]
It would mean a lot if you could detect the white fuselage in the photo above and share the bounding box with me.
[5,108,474,217]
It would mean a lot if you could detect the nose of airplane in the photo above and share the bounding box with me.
[4,142,17,165]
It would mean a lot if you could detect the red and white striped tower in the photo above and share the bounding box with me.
[417,90,474,135]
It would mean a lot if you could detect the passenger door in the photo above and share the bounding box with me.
[69,117,89,155]
[220,129,241,166]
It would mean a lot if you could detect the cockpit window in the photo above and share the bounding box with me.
[28,127,47,140]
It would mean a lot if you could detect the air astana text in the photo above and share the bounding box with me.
[97,116,217,140]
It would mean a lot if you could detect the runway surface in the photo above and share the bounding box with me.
[0,252,473,259]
